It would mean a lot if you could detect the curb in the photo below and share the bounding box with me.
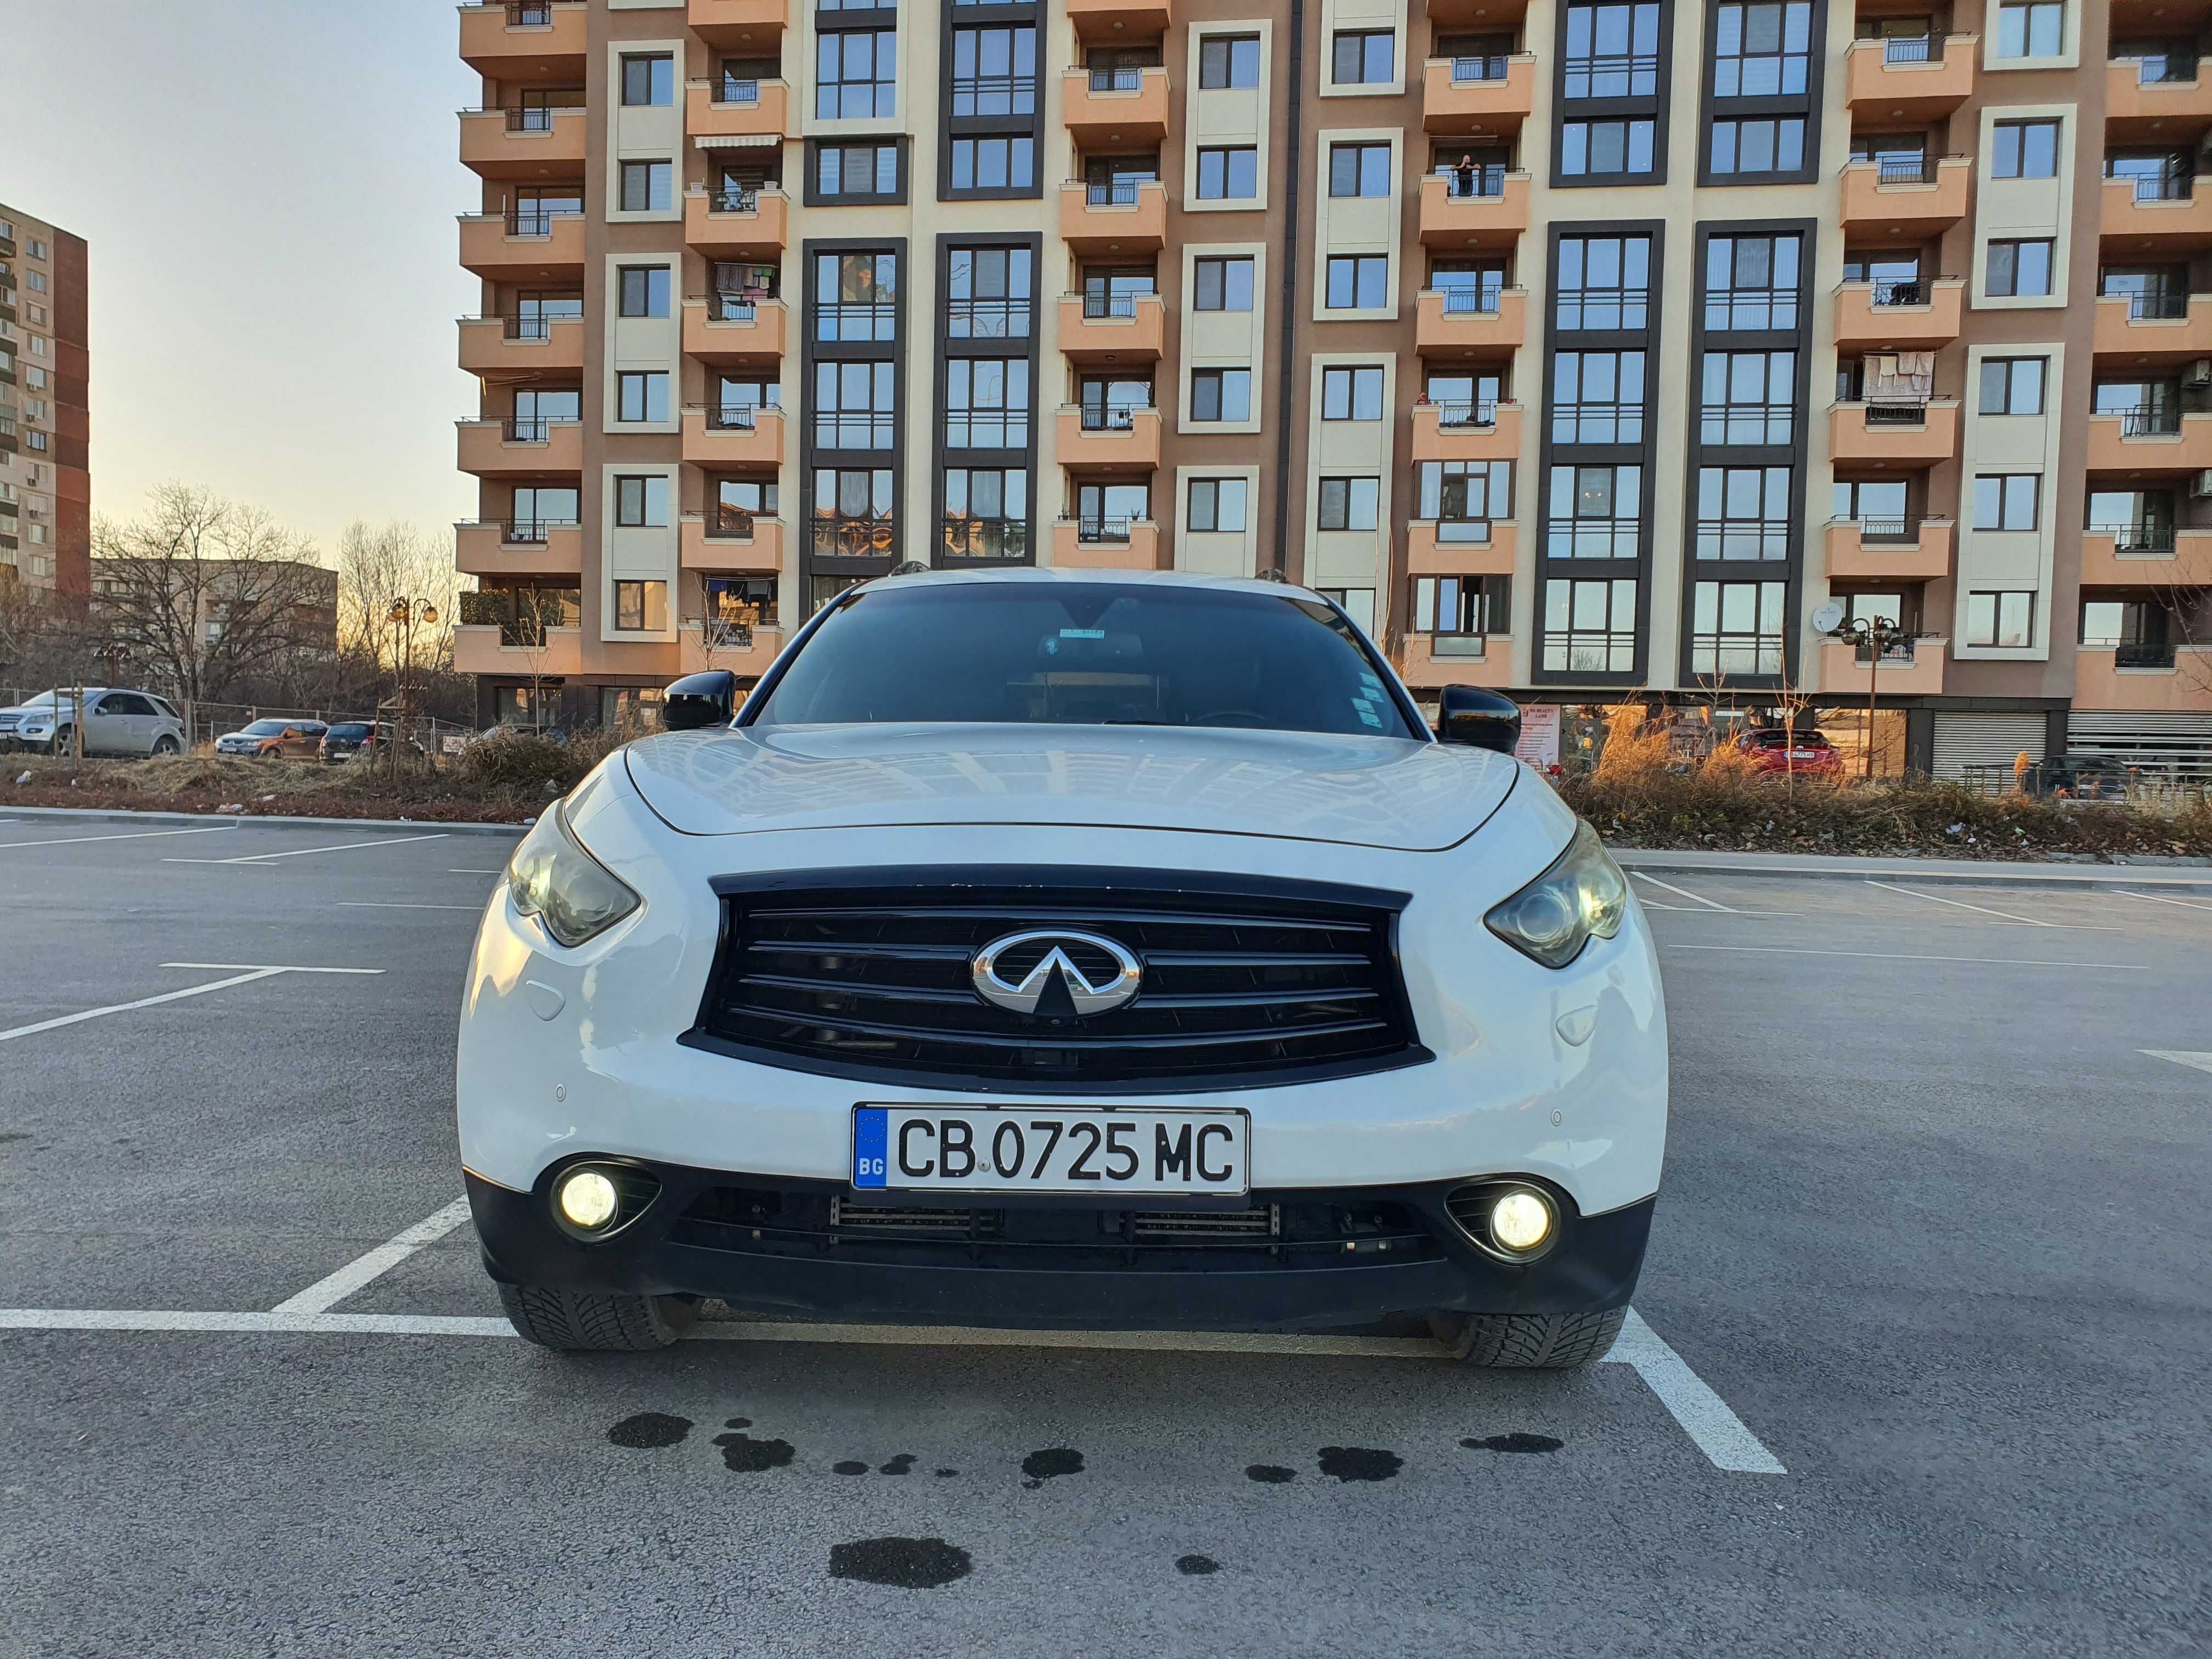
[0,803,530,837]
[1611,848,2212,890]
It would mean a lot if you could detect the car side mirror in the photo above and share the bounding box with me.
[1435,685,1522,755]
[663,669,738,732]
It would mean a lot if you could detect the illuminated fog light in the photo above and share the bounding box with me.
[555,1167,619,1231]
[1489,1189,1554,1253]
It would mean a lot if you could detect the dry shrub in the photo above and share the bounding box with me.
[1696,743,1765,785]
[452,730,617,797]
[1591,704,1673,783]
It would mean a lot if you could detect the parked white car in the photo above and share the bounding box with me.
[456,571,1667,1367]
[0,688,185,756]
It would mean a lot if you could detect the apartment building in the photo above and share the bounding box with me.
[454,0,2212,775]
[0,204,91,601]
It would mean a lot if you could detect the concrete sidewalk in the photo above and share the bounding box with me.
[1612,845,2212,887]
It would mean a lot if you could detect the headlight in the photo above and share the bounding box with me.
[506,799,641,948]
[1484,820,1629,969]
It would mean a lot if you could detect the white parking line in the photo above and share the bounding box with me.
[1609,1309,1786,1474]
[1863,879,2118,930]
[338,902,483,912]
[449,868,504,874]
[0,962,388,1044]
[1633,872,1736,912]
[2142,1049,2212,1076]
[1668,943,2149,970]
[159,962,386,974]
[272,1199,475,1314]
[2115,889,2212,916]
[163,832,449,866]
[0,822,239,850]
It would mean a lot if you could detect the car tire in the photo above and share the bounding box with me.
[1428,1307,1627,1369]
[151,736,180,756]
[49,728,72,757]
[496,1282,697,1352]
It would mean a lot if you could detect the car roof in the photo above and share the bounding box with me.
[859,567,1331,604]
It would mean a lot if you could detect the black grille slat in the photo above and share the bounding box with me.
[691,875,1423,1091]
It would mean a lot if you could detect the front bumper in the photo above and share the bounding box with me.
[466,1162,1654,1330]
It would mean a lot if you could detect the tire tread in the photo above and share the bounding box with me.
[1430,1306,1627,1369]
[496,1282,690,1351]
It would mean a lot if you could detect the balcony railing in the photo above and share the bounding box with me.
[2089,521,2177,552]
[1855,640,1918,665]
[1082,179,1147,206]
[716,76,762,104]
[1878,31,1942,61]
[1700,404,1795,445]
[1432,163,1509,199]
[502,517,578,544]
[1863,401,1930,427]
[501,416,557,442]
[812,516,898,558]
[1071,514,1133,543]
[941,516,1030,560]
[813,301,898,342]
[1852,515,1923,544]
[706,403,774,431]
[2117,640,2180,667]
[1869,279,1927,306]
[504,2,556,23]
[2110,288,2192,319]
[1430,399,1498,429]
[504,103,581,131]
[815,412,896,448]
[1872,154,1934,184]
[2127,55,2201,84]
[1077,291,1145,319]
[1086,67,1144,91]
[1693,522,1791,560]
[1078,403,1150,431]
[702,617,756,651]
[707,507,760,539]
[1545,520,1641,558]
[945,413,1031,448]
[1449,55,1511,82]
[1551,405,1646,443]
[708,186,761,213]
[1438,288,1503,315]
[459,587,581,643]
[952,74,1038,114]
[949,297,1034,338]
[506,205,583,236]
[2102,403,2183,436]
[1705,293,1799,329]
[2119,165,2194,202]
[1555,288,1650,330]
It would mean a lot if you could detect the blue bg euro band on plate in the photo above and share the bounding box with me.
[852,1107,888,1187]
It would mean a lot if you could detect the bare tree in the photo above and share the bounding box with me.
[335,521,464,673]
[2151,535,2212,702]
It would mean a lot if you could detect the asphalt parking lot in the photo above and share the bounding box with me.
[2,810,2208,1657]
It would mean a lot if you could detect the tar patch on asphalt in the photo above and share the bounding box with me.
[1245,1464,1296,1483]
[830,1537,973,1589]
[1317,1447,1402,1482]
[606,1413,691,1449]
[714,1429,796,1472]
[879,1453,916,1475]
[1176,1554,1220,1576]
[1462,1433,1564,1454]
[1021,1448,1084,1487]
[0,1133,31,1144]
[833,1460,869,1475]
[935,1468,958,1477]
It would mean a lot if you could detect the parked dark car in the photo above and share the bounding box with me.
[319,721,394,763]
[216,718,328,760]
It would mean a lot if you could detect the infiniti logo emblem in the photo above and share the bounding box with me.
[970,929,1143,1017]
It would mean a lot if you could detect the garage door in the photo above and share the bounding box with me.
[1932,712,2047,788]
[2067,711,2212,780]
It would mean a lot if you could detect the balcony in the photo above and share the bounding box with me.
[2092,292,2212,362]
[459,2,586,79]
[1417,171,1530,250]
[680,622,786,676]
[1408,522,1516,575]
[455,624,583,678]
[1051,517,1160,568]
[457,417,583,477]
[687,0,790,46]
[1839,155,1971,239]
[1056,405,1161,470]
[459,208,584,280]
[1819,637,1947,696]
[2100,176,2212,250]
[458,315,584,379]
[2075,645,2212,710]
[2106,60,2212,136]
[1410,399,1522,462]
[1824,516,1954,582]
[455,520,583,578]
[1059,179,1167,254]
[2080,524,2212,584]
[1420,56,1537,133]
[1829,399,1959,464]
[1833,278,1964,351]
[1058,292,1166,362]
[2086,408,2212,472]
[459,106,586,180]
[684,77,793,140]
[681,404,787,467]
[1842,33,1976,120]
[682,186,789,259]
[1062,67,1170,145]
[681,296,788,365]
[1398,634,1514,690]
[680,511,786,572]
[1064,0,1171,41]
[1414,287,1526,356]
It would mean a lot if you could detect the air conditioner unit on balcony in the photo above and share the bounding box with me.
[2191,469,2212,499]
[2188,360,2212,388]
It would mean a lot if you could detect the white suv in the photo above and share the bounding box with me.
[456,572,1667,1368]
[0,688,186,756]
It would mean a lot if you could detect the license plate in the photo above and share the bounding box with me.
[851,1106,1249,1195]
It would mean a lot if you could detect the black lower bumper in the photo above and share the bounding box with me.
[466,1162,1654,1334]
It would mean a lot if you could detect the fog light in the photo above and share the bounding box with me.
[556,1167,619,1231]
[1490,1189,1554,1252]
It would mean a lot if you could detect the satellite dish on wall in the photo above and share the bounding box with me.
[1811,601,1846,634]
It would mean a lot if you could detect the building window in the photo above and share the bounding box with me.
[814,250,899,342]
[950,25,1037,115]
[1563,2,1662,97]
[1198,35,1262,88]
[815,360,898,449]
[817,29,896,119]
[1542,578,1640,672]
[1193,256,1256,311]
[26,272,48,295]
[1190,368,1253,421]
[1195,146,1260,200]
[1419,460,1513,536]
[1076,481,1151,539]
[1694,466,1792,560]
[1991,119,2060,178]
[1331,29,1395,83]
[1317,477,1381,532]
[612,579,669,632]
[1711,2,1811,93]
[618,160,673,213]
[815,142,901,201]
[1972,474,2041,531]
[947,246,1033,339]
[951,137,1035,192]
[813,468,897,558]
[616,371,670,423]
[620,53,674,105]
[1551,352,1647,444]
[617,267,672,319]
[614,475,671,527]
[945,359,1031,449]
[1187,477,1250,532]
[1555,235,1651,330]
[1704,234,1801,330]
[1689,580,1786,676]
[1328,142,1392,196]
[2080,599,2171,658]
[1321,365,1386,420]
[942,467,1029,561]
[1546,464,1644,557]
[1324,254,1390,309]
[1994,0,2063,58]
[1415,574,1510,635]
[1979,357,2047,415]
[1965,590,2036,647]
[1699,351,1796,444]
[1710,118,1804,176]
[1561,119,1656,178]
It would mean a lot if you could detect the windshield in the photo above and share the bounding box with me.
[239,720,288,736]
[750,583,1421,739]
[20,692,63,709]
[328,724,371,739]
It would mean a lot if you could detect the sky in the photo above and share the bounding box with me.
[3,1,482,561]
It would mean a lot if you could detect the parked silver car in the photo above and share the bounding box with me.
[0,689,187,756]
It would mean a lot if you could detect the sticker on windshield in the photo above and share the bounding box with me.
[1059,628,1106,639]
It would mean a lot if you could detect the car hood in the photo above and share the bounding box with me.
[621,724,1520,852]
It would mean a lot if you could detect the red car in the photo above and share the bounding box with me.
[1734,727,1843,776]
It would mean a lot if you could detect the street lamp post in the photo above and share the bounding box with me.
[387,597,439,771]
[1821,613,1920,780]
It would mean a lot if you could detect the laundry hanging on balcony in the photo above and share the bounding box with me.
[1865,352,1934,405]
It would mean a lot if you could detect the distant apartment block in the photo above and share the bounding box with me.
[0,202,89,600]
[452,0,2212,775]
